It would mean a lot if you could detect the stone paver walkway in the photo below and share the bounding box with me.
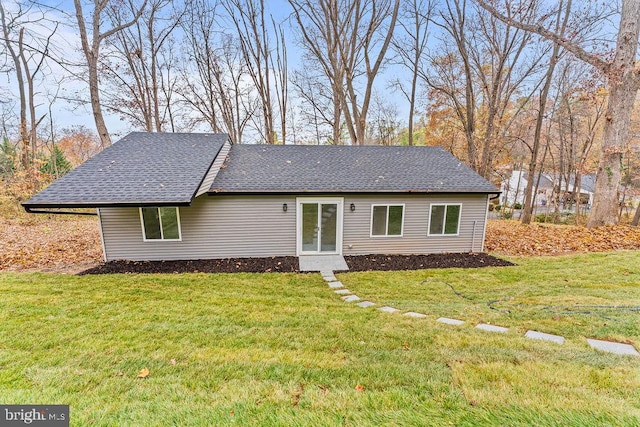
[357,301,375,308]
[525,330,565,345]
[476,323,509,333]
[320,270,639,357]
[587,339,640,356]
[404,312,427,319]
[299,255,348,272]
[437,317,465,326]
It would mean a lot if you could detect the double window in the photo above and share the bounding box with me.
[429,204,461,235]
[371,204,404,237]
[140,207,181,241]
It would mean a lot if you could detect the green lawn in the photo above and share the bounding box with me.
[1,252,639,426]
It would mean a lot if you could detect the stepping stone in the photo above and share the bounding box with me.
[586,339,639,356]
[342,295,360,303]
[357,301,375,308]
[378,306,399,314]
[328,281,343,289]
[437,317,465,326]
[323,276,338,282]
[525,330,565,345]
[334,289,351,295]
[404,312,427,319]
[475,323,509,333]
[320,270,333,277]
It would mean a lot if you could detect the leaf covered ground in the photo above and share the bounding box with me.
[1,216,640,272]
[485,220,640,256]
[0,216,102,272]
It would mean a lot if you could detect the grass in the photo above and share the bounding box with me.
[0,252,639,426]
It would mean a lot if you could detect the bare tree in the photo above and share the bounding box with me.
[424,0,543,178]
[290,53,344,145]
[180,0,257,143]
[103,0,184,132]
[1,2,28,167]
[1,1,57,168]
[222,0,287,144]
[390,0,434,145]
[476,0,640,227]
[73,0,147,146]
[520,0,571,224]
[289,0,400,145]
[368,92,402,145]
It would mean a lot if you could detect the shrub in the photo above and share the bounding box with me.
[513,202,523,210]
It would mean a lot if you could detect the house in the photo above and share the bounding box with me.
[500,170,554,207]
[23,132,499,263]
[501,169,596,208]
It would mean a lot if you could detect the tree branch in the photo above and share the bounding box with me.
[474,0,610,75]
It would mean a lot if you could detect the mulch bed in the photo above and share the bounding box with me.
[344,253,513,271]
[79,253,513,275]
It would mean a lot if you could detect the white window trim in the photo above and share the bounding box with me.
[427,203,462,236]
[370,204,405,238]
[139,207,183,242]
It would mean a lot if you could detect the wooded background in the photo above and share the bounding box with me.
[1,0,640,227]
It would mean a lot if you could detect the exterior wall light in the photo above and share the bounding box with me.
[283,203,288,212]
[350,203,356,212]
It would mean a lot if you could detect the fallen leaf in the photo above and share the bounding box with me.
[355,384,365,392]
[170,359,176,366]
[137,367,150,378]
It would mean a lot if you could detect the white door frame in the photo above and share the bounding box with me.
[296,197,344,256]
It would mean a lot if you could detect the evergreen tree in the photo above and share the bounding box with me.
[0,136,16,177]
[40,145,72,177]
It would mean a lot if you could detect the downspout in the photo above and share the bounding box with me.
[96,208,107,262]
[472,220,477,252]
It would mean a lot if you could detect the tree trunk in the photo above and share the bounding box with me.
[589,0,640,226]
[587,78,638,227]
[632,202,640,226]
[88,60,112,147]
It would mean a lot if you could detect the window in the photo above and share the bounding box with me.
[429,204,461,235]
[140,207,181,241]
[371,204,404,237]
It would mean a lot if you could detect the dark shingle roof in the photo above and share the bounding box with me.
[210,145,497,194]
[24,132,228,208]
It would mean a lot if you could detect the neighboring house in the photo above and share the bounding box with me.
[24,133,499,262]
[500,170,554,206]
[501,170,596,208]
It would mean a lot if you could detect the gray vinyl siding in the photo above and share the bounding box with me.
[98,193,489,261]
[100,194,296,261]
[341,194,489,255]
[195,141,231,197]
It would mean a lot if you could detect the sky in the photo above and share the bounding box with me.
[2,0,423,143]
[1,0,619,144]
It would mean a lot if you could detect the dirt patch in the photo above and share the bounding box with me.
[79,253,513,275]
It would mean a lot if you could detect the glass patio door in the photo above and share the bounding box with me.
[300,201,340,254]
